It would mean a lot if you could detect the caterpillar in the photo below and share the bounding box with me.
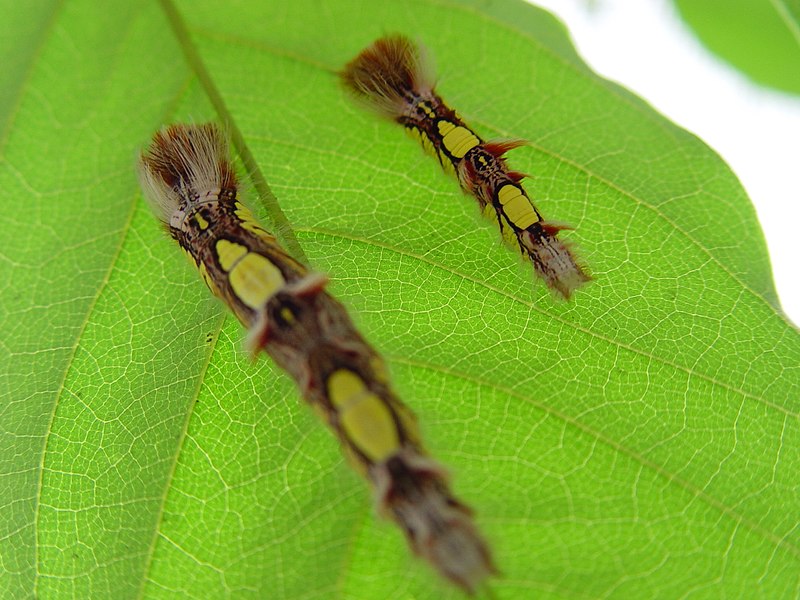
[137,123,495,594]
[341,35,590,299]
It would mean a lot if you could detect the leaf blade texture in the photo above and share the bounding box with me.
[673,0,800,94]
[1,0,798,598]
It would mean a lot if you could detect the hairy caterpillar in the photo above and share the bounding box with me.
[341,35,590,299]
[137,123,495,594]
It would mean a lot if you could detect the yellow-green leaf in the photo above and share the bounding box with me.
[1,1,798,599]
[673,0,800,94]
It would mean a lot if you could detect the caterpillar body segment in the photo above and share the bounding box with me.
[459,143,590,299]
[137,123,307,327]
[401,92,482,175]
[342,35,590,299]
[138,123,494,594]
[252,275,495,591]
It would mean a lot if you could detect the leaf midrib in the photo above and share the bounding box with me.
[769,0,800,46]
[32,196,140,595]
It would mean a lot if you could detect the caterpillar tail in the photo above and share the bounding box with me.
[520,222,591,300]
[373,450,497,594]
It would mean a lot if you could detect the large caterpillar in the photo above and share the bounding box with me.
[138,123,495,594]
[341,35,590,299]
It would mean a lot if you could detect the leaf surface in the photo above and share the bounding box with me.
[1,1,798,598]
[673,0,800,94]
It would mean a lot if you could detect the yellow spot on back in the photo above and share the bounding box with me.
[498,184,539,229]
[216,239,248,272]
[328,369,400,463]
[228,252,285,309]
[234,202,257,224]
[280,306,295,324]
[194,212,210,230]
[437,121,479,158]
[418,101,436,119]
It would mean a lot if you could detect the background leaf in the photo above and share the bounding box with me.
[1,0,798,598]
[672,0,800,94]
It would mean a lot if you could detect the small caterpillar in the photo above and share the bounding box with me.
[341,35,590,299]
[138,123,495,594]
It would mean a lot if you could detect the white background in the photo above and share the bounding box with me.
[528,0,800,325]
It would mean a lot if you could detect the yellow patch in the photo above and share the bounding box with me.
[194,212,210,230]
[328,369,400,463]
[484,203,518,246]
[253,228,280,249]
[198,261,219,296]
[228,252,285,309]
[280,306,295,325]
[406,127,436,158]
[369,356,389,384]
[234,202,273,237]
[497,184,539,229]
[215,239,248,271]
[234,202,257,225]
[417,101,436,119]
[437,121,479,158]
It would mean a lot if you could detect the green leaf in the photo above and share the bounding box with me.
[1,0,798,598]
[673,0,800,94]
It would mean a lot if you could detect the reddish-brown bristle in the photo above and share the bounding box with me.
[340,34,432,118]
[483,139,528,158]
[506,170,529,182]
[540,221,574,235]
[138,123,239,224]
[342,35,416,94]
[142,123,236,191]
[462,158,477,179]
